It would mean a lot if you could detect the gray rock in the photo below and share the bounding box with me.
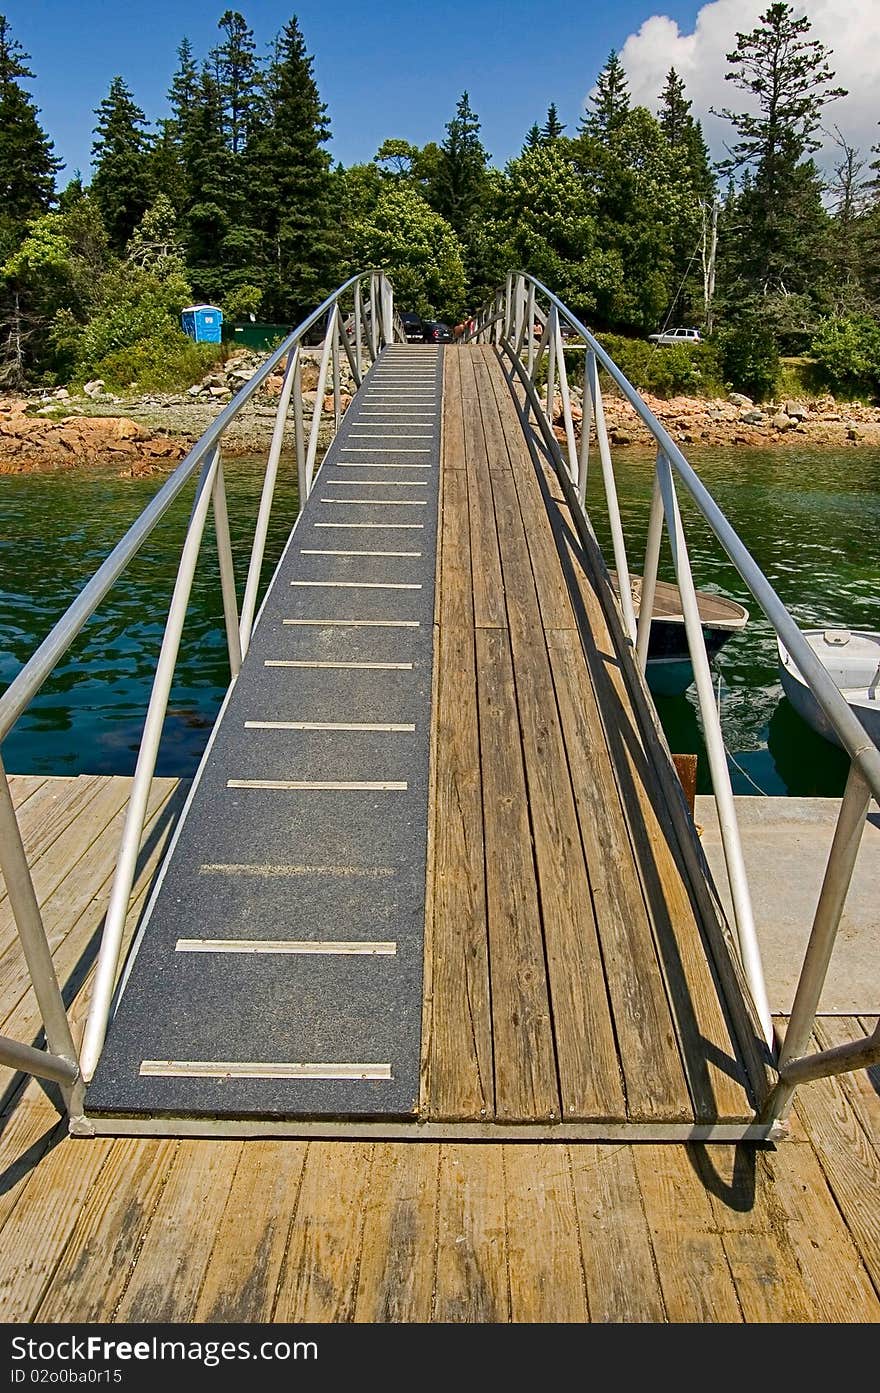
[83,379,105,399]
[729,392,753,408]
[784,400,808,420]
[53,387,70,401]
[740,408,765,424]
[771,412,792,430]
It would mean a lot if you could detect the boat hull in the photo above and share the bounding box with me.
[778,630,880,750]
[609,574,750,697]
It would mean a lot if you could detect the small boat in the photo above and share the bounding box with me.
[610,572,749,695]
[778,628,880,749]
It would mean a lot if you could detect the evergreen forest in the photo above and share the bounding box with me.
[2,4,879,401]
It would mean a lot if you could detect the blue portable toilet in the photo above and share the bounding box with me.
[181,304,223,343]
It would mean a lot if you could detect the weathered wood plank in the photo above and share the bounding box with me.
[530,439,772,1107]
[473,350,514,476]
[114,1139,244,1321]
[633,1144,743,1321]
[438,468,474,632]
[546,630,692,1120]
[0,781,184,1103]
[353,1144,440,1322]
[463,356,506,631]
[531,462,756,1120]
[424,625,492,1119]
[37,1138,178,1321]
[792,1036,880,1292]
[0,1090,66,1237]
[814,1016,880,1149]
[692,1144,817,1320]
[441,350,464,472]
[0,1129,115,1320]
[484,353,573,631]
[769,1134,880,1320]
[0,778,154,1009]
[504,1144,588,1321]
[569,1143,666,1321]
[434,1144,508,1321]
[0,776,109,913]
[275,1142,374,1322]
[476,627,559,1122]
[490,464,624,1119]
[195,1140,309,1322]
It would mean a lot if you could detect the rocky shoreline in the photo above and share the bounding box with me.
[2,347,879,476]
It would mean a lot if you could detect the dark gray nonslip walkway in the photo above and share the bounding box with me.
[87,346,443,1120]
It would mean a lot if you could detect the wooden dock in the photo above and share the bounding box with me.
[0,775,878,1319]
[1,344,879,1318]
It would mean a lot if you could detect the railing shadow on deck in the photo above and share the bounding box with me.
[512,400,770,1119]
[468,271,880,1129]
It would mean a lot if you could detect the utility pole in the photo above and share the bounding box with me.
[702,200,718,334]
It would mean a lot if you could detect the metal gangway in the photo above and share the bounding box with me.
[0,268,877,1139]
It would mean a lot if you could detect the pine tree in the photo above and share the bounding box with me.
[522,122,541,153]
[658,69,714,199]
[151,39,201,214]
[211,11,261,155]
[712,3,846,300]
[541,103,566,142]
[658,69,691,148]
[91,76,152,251]
[0,16,60,254]
[580,51,630,140]
[434,92,489,234]
[247,16,338,319]
[180,69,239,300]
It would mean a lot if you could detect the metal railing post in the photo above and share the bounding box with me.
[635,457,665,674]
[656,454,774,1047]
[293,349,306,508]
[526,281,536,379]
[368,274,378,359]
[765,763,873,1119]
[588,348,638,644]
[354,282,364,378]
[211,451,242,680]
[0,753,81,1096]
[577,349,593,506]
[303,305,336,497]
[553,313,579,481]
[79,448,222,1081]
[332,316,341,433]
[239,343,301,657]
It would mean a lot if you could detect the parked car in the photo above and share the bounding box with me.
[399,312,425,342]
[422,320,452,343]
[648,326,702,345]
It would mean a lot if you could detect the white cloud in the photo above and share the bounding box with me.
[612,0,879,171]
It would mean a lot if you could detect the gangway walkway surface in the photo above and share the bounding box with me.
[86,343,771,1136]
[87,346,443,1120]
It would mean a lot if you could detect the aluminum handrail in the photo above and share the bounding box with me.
[502,273,880,797]
[0,271,383,744]
[0,268,400,1112]
[473,270,880,1119]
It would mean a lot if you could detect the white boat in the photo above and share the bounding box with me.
[777,628,880,749]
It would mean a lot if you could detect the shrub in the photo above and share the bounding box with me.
[718,316,779,401]
[87,332,227,392]
[567,334,725,399]
[810,315,880,399]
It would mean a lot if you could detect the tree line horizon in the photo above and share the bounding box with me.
[1,3,878,401]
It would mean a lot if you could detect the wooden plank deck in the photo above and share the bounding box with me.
[1,343,879,1317]
[422,345,762,1127]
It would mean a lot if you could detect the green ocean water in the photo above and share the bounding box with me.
[1,446,878,793]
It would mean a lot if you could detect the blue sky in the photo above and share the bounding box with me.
[4,0,708,181]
